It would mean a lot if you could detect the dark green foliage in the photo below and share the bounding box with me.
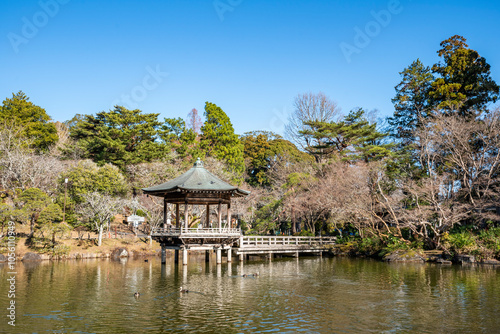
[302,108,393,163]
[15,188,52,236]
[200,102,245,174]
[429,35,499,118]
[0,91,58,151]
[69,106,166,169]
[388,59,434,144]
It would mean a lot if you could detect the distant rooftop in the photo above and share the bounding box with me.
[142,158,250,197]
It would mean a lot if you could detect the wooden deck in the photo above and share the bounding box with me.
[152,228,337,259]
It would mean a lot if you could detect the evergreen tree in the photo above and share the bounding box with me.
[0,91,58,151]
[388,59,434,144]
[429,35,499,118]
[15,188,51,237]
[69,106,165,169]
[303,108,393,163]
[200,102,245,174]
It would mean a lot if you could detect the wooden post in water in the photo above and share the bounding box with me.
[205,250,210,263]
[239,253,244,262]
[216,248,222,264]
[174,249,179,264]
[183,248,188,266]
[161,245,166,264]
[227,247,232,262]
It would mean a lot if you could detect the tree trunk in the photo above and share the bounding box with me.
[98,225,103,246]
[30,215,35,237]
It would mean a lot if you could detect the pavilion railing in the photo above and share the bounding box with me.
[151,227,242,236]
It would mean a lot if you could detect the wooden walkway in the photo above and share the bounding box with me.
[237,236,336,256]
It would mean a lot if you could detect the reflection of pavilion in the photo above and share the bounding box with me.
[142,158,249,265]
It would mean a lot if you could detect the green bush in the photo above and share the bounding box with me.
[478,228,500,252]
[443,231,478,253]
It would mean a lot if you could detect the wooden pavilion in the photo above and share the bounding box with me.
[142,158,249,265]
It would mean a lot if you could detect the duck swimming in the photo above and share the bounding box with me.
[134,292,140,297]
[179,287,189,293]
[252,272,259,277]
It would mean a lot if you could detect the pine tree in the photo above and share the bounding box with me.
[0,91,58,151]
[302,108,393,163]
[69,106,165,169]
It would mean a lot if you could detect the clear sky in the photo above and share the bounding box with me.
[2,0,499,136]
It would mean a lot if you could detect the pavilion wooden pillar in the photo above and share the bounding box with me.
[206,204,210,228]
[218,201,222,231]
[163,198,167,232]
[227,203,232,229]
[176,203,180,229]
[184,201,189,232]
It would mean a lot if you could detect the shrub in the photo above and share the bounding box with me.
[443,231,478,253]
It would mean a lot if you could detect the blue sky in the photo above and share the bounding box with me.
[2,0,500,136]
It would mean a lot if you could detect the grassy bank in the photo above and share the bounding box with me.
[1,224,160,260]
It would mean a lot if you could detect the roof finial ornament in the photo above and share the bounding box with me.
[194,157,204,168]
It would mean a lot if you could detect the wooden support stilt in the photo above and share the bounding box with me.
[216,248,222,264]
[239,253,244,262]
[227,247,232,262]
[174,249,179,264]
[183,248,188,266]
[161,245,166,264]
[205,250,210,263]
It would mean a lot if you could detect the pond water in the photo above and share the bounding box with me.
[1,255,500,333]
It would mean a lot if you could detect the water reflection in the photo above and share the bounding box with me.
[1,256,500,333]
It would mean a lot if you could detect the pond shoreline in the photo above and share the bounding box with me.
[2,236,500,266]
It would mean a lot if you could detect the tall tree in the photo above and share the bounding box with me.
[200,102,245,174]
[429,35,499,118]
[69,106,165,169]
[285,92,341,162]
[187,108,203,134]
[388,59,434,144]
[0,91,58,151]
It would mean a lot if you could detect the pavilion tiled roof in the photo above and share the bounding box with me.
[142,158,250,197]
